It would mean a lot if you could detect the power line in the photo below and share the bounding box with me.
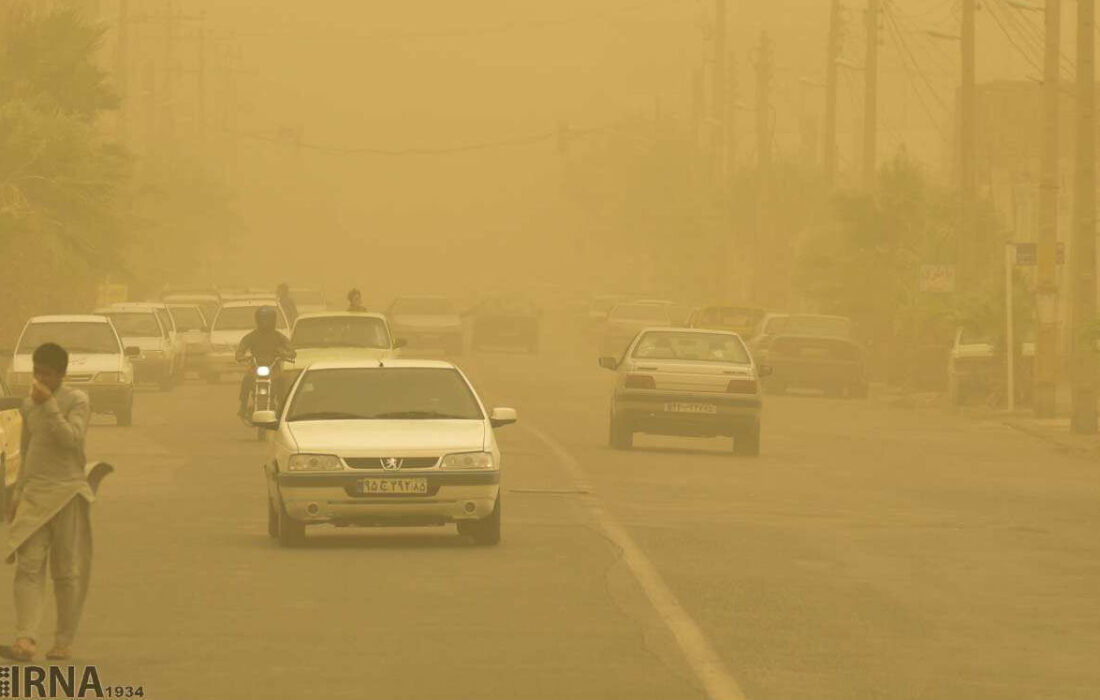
[985,0,1044,73]
[882,3,951,141]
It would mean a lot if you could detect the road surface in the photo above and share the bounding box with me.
[1,317,1097,700]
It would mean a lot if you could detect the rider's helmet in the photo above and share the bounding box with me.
[276,282,290,297]
[255,305,277,330]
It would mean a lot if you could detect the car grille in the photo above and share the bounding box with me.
[344,457,440,470]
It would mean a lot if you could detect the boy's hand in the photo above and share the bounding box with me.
[30,380,52,405]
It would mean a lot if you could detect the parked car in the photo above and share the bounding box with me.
[585,294,630,333]
[205,300,290,382]
[598,328,765,455]
[469,297,541,353]
[754,333,868,398]
[257,358,516,546]
[162,289,221,324]
[386,296,465,355]
[947,327,1035,406]
[97,303,179,390]
[7,315,138,425]
[291,288,327,315]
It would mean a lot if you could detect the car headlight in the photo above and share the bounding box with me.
[95,372,121,384]
[440,451,495,470]
[286,454,342,472]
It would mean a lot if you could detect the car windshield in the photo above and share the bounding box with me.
[169,306,206,331]
[390,298,455,315]
[103,312,162,337]
[632,331,751,364]
[610,304,671,323]
[17,322,120,355]
[292,317,390,349]
[214,306,286,331]
[287,367,483,421]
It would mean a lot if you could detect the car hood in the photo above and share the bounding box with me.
[390,315,462,330]
[12,353,122,374]
[285,419,486,454]
[285,347,395,370]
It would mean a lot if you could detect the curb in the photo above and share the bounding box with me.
[1002,419,1100,458]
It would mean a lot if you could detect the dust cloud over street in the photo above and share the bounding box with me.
[1,1,1099,699]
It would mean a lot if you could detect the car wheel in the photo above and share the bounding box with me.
[459,495,501,546]
[277,504,306,547]
[116,403,133,427]
[267,499,279,538]
[733,420,761,457]
[609,412,633,450]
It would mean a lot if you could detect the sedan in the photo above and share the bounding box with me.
[599,328,765,456]
[257,359,516,546]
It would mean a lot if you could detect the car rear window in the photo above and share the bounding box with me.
[169,306,206,331]
[214,306,287,331]
[18,322,120,355]
[104,312,162,337]
[287,368,483,421]
[632,331,750,364]
[292,317,390,349]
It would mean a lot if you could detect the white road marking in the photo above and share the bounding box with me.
[523,424,748,700]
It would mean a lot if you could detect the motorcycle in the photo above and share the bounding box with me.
[241,352,293,441]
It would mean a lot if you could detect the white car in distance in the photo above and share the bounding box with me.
[258,359,516,547]
[205,300,289,382]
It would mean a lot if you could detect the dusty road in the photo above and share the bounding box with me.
[1,319,1097,700]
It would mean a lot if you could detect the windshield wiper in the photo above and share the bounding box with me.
[287,411,369,422]
[371,411,469,420]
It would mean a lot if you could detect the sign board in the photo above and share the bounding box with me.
[1013,242,1065,266]
[919,265,956,293]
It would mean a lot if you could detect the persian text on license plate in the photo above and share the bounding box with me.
[359,478,429,495]
[663,402,718,415]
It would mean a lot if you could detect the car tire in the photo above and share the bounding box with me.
[277,504,306,547]
[733,420,761,457]
[116,403,133,427]
[609,413,633,450]
[267,499,279,538]
[459,495,501,546]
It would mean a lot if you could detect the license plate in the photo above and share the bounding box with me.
[663,402,718,414]
[359,478,428,495]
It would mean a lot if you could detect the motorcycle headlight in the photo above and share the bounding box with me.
[95,372,121,384]
[440,451,495,470]
[256,365,271,378]
[286,454,342,472]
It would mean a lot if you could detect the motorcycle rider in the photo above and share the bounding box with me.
[347,288,366,313]
[235,306,295,419]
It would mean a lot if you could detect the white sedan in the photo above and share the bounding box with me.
[599,328,766,456]
[257,359,516,546]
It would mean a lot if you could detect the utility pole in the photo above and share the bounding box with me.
[824,0,841,184]
[162,0,176,150]
[726,50,738,186]
[711,0,728,182]
[1035,0,1061,418]
[863,0,880,188]
[1071,0,1097,433]
[197,10,207,147]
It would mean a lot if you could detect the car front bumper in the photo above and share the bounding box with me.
[274,470,500,525]
[613,389,761,437]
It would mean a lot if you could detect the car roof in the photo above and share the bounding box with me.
[294,311,386,322]
[219,299,281,308]
[28,314,111,324]
[305,359,456,371]
[636,326,742,337]
[391,294,451,301]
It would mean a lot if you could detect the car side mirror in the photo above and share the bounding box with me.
[124,346,141,357]
[252,410,279,429]
[758,364,774,377]
[598,357,619,370]
[0,397,23,411]
[393,338,407,349]
[489,407,517,428]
